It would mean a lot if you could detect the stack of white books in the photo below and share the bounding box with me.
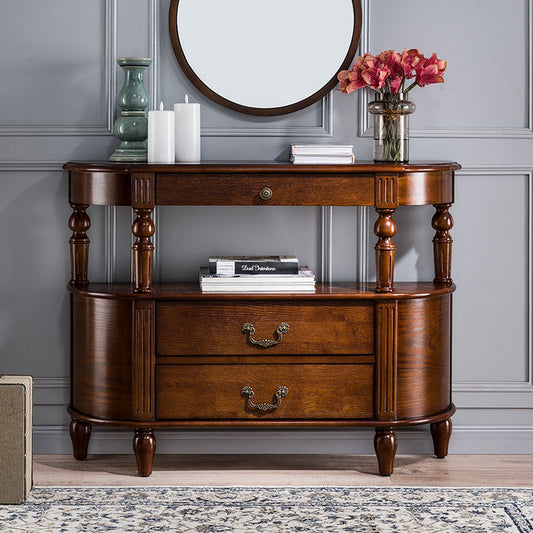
[290,144,354,165]
[200,256,315,292]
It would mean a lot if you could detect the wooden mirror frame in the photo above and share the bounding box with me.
[169,0,362,116]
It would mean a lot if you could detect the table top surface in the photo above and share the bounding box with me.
[64,161,461,173]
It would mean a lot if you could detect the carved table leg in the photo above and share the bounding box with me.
[70,418,92,460]
[68,204,90,286]
[374,427,397,476]
[133,428,156,476]
[374,208,397,292]
[432,203,453,283]
[431,418,452,458]
[132,208,155,293]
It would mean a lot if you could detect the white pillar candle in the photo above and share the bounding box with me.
[148,102,175,163]
[174,94,201,162]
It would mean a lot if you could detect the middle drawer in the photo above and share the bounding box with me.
[156,301,374,356]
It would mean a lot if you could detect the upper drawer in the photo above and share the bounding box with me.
[156,174,375,206]
[156,301,374,356]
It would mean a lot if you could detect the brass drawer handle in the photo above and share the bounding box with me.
[242,322,289,348]
[241,385,288,411]
[259,187,273,200]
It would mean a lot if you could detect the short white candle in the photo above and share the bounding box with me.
[174,94,201,162]
[148,102,175,163]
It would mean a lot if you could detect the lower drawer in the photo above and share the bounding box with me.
[156,363,374,420]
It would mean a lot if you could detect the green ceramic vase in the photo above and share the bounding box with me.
[109,57,152,162]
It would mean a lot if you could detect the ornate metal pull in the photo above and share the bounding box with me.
[241,385,288,411]
[259,187,273,200]
[242,322,289,347]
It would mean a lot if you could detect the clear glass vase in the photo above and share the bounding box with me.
[368,93,415,163]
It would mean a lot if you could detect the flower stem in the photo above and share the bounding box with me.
[403,81,418,94]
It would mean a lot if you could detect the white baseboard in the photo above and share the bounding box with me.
[33,426,533,455]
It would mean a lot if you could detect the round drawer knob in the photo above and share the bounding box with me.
[259,187,273,200]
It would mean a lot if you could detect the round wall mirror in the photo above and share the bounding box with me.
[169,0,362,116]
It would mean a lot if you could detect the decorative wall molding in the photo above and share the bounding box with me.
[321,207,333,282]
[202,94,333,138]
[33,378,69,406]
[148,0,159,111]
[358,0,533,139]
[453,167,532,393]
[152,207,161,283]
[453,388,533,409]
[105,0,117,134]
[33,424,533,455]
[356,206,371,282]
[0,0,116,137]
[104,207,117,283]
[0,162,64,172]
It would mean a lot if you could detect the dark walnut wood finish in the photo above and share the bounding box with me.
[64,161,459,476]
[156,301,374,355]
[69,419,92,460]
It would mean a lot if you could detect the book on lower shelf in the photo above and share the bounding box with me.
[209,255,299,276]
[200,266,315,292]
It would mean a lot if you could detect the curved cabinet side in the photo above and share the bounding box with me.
[71,294,133,419]
[397,294,452,419]
[69,171,131,206]
[398,171,454,206]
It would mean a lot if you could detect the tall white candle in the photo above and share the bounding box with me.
[148,102,175,163]
[174,94,201,162]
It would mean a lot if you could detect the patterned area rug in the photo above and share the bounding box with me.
[0,487,532,532]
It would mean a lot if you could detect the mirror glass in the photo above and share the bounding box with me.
[170,0,361,115]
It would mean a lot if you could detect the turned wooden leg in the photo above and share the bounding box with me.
[132,208,155,293]
[374,427,397,476]
[70,418,92,460]
[432,203,453,283]
[68,204,90,286]
[431,418,452,458]
[133,428,156,476]
[374,208,397,292]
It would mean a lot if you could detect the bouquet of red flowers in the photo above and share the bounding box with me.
[338,49,446,95]
[337,49,447,162]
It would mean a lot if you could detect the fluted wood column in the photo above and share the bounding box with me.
[131,173,155,293]
[374,174,398,293]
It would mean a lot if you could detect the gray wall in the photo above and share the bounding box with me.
[1,0,532,454]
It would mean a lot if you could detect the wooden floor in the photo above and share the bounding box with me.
[34,455,533,487]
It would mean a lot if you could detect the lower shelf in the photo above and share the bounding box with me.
[68,281,455,300]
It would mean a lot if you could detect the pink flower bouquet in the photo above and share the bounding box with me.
[338,49,447,162]
[338,49,446,96]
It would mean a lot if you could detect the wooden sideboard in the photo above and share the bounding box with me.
[64,161,460,476]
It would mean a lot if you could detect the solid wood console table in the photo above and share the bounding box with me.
[64,161,460,476]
